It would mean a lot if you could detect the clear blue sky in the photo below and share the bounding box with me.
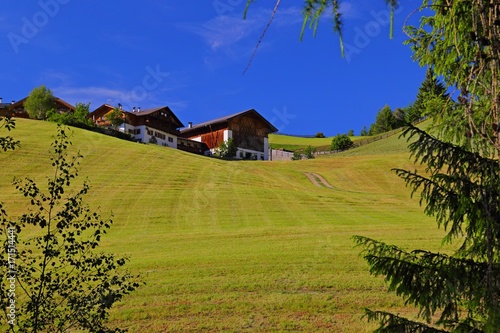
[1,1,426,136]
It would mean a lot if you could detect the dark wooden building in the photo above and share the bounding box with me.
[179,109,278,160]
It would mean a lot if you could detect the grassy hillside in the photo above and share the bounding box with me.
[269,129,403,153]
[0,119,447,332]
[268,134,358,152]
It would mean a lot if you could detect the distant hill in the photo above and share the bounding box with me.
[269,127,406,154]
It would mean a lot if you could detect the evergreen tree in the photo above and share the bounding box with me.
[369,105,396,135]
[354,124,500,332]
[360,126,369,137]
[401,102,421,124]
[412,69,449,121]
[393,108,406,128]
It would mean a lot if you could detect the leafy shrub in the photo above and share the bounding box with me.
[331,134,353,151]
[291,151,302,160]
[215,138,237,158]
[304,145,316,159]
[149,136,158,144]
[47,102,93,128]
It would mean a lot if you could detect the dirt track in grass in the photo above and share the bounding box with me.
[304,172,334,189]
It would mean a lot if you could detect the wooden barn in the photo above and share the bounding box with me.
[0,97,74,118]
[179,109,278,160]
[88,104,185,149]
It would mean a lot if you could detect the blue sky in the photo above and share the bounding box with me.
[1,0,426,136]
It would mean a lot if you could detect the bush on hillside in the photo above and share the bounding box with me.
[291,151,302,160]
[215,138,237,158]
[331,134,353,151]
[304,145,316,159]
[47,102,93,128]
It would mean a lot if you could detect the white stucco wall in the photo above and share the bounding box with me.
[224,129,232,141]
[129,125,177,148]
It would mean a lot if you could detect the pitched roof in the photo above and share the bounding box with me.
[180,109,278,135]
[10,97,75,110]
[89,104,185,128]
[126,106,184,128]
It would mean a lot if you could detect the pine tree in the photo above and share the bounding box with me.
[360,126,369,137]
[354,124,500,332]
[411,69,449,122]
[369,105,396,135]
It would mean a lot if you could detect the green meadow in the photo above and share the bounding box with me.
[268,132,396,152]
[0,119,449,332]
[268,134,355,152]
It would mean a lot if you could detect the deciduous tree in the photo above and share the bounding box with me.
[0,126,140,332]
[105,108,125,131]
[330,133,353,151]
[215,138,237,158]
[48,102,92,128]
[24,85,55,120]
[0,117,19,152]
[304,145,316,159]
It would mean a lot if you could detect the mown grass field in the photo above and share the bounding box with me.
[268,130,402,153]
[269,134,362,152]
[0,119,449,332]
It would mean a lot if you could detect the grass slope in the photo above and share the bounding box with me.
[269,134,361,152]
[0,119,447,332]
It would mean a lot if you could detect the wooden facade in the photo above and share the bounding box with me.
[229,113,272,152]
[200,129,225,149]
[179,109,278,159]
[177,137,210,155]
[0,97,74,118]
[126,107,183,136]
[88,105,183,135]
[87,104,116,127]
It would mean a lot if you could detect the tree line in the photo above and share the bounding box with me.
[360,69,448,137]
